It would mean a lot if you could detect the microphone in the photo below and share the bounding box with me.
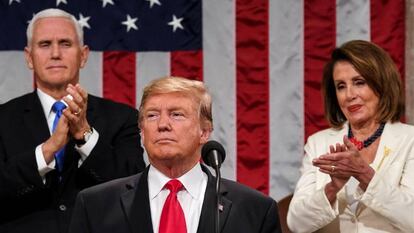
[201,140,226,233]
[201,140,226,169]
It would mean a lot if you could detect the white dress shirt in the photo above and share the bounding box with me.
[35,88,99,179]
[148,162,208,233]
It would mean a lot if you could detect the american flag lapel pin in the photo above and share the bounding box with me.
[218,204,224,212]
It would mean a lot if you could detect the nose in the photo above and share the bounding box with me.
[345,86,357,101]
[157,113,171,131]
[51,43,61,60]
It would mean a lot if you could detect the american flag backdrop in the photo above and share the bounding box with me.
[0,0,413,201]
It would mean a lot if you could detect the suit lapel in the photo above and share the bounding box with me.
[356,122,403,216]
[23,92,50,145]
[371,122,403,172]
[219,190,232,232]
[60,95,98,185]
[197,165,232,233]
[85,95,98,128]
[121,167,153,233]
[23,92,58,186]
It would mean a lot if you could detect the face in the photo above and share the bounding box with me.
[333,61,379,127]
[24,17,89,92]
[140,92,210,170]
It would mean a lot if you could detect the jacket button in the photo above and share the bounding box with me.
[59,204,67,211]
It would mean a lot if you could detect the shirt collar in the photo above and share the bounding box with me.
[148,162,206,200]
[37,88,58,119]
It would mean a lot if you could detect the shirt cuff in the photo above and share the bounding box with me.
[353,185,365,200]
[35,144,55,181]
[318,186,339,216]
[75,127,99,167]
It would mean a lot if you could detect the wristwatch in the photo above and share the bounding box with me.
[75,128,93,146]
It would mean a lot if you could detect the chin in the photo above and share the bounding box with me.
[149,151,178,161]
[348,117,370,126]
[346,112,364,121]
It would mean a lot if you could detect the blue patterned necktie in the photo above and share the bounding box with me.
[51,101,67,173]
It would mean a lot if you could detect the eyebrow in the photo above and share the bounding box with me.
[334,75,363,83]
[144,104,194,114]
[145,106,187,111]
[36,38,73,44]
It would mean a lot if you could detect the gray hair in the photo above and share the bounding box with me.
[26,8,84,47]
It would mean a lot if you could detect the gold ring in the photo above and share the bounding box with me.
[74,109,81,115]
[331,165,336,172]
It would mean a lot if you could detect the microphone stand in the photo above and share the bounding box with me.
[214,166,221,233]
[202,142,226,233]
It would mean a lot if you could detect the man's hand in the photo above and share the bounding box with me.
[62,83,91,140]
[42,114,70,164]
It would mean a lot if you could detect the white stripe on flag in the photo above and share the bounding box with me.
[269,0,304,200]
[0,51,32,104]
[136,52,171,107]
[407,0,414,125]
[336,0,370,45]
[80,51,103,97]
[203,0,237,181]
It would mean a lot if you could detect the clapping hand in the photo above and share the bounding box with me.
[313,141,350,200]
[313,135,375,191]
[62,83,91,141]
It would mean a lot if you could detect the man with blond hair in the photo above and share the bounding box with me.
[69,76,281,233]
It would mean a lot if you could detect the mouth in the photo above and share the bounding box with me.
[155,138,175,144]
[47,65,66,70]
[347,104,362,113]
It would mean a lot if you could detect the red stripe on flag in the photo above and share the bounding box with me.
[370,1,405,85]
[170,50,203,81]
[102,51,136,107]
[236,0,269,194]
[371,0,405,121]
[304,0,336,140]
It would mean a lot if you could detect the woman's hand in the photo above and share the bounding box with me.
[313,142,350,204]
[340,136,375,190]
[314,136,375,191]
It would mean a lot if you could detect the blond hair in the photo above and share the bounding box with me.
[139,76,213,130]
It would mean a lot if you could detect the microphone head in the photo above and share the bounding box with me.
[201,140,226,167]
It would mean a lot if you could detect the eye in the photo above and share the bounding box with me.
[145,112,159,121]
[354,79,366,86]
[38,41,50,48]
[335,83,345,90]
[171,111,185,119]
[60,41,72,47]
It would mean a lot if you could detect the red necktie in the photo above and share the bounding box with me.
[159,179,187,233]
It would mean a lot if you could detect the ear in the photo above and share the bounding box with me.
[79,45,90,68]
[199,124,212,145]
[24,47,34,70]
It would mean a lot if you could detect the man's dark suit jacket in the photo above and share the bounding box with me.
[0,92,146,233]
[69,165,282,233]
